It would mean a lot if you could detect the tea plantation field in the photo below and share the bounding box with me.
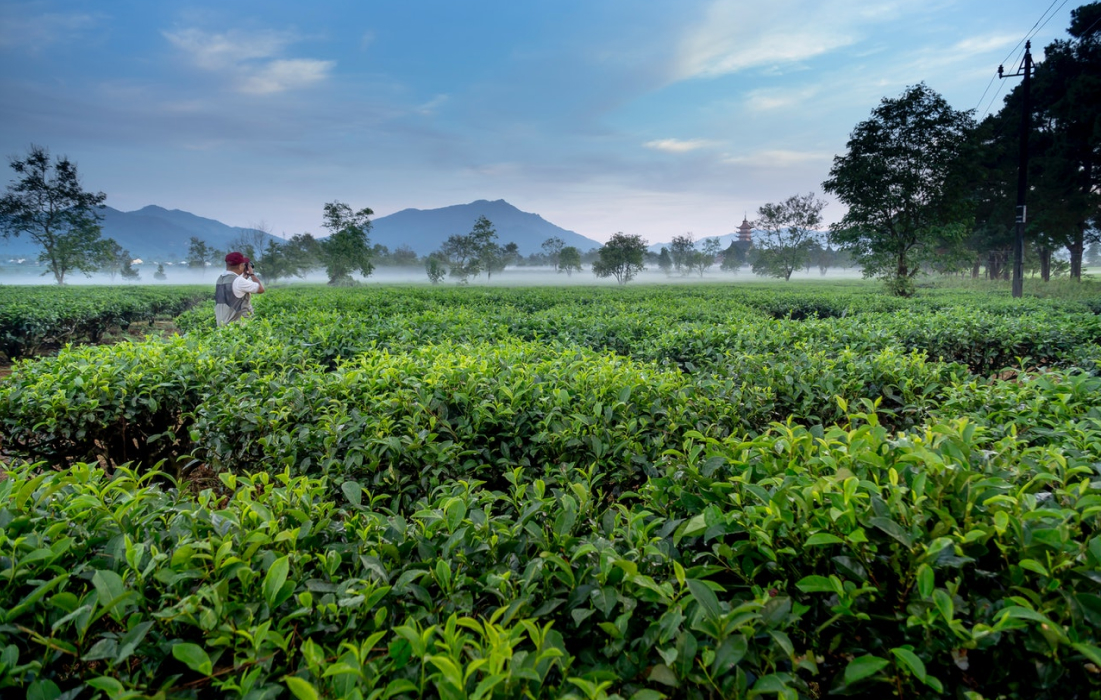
[2,282,1101,699]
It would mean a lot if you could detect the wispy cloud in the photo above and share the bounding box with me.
[416,94,449,116]
[723,149,832,167]
[644,138,716,153]
[164,27,334,94]
[674,0,917,79]
[240,58,335,94]
[0,5,99,50]
[745,86,821,112]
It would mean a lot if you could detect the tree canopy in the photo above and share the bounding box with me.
[558,246,582,276]
[751,193,826,281]
[592,233,647,284]
[823,83,976,296]
[0,145,109,284]
[320,201,375,285]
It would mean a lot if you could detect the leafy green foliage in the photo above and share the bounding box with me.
[750,193,826,281]
[2,282,1101,698]
[320,201,375,285]
[823,84,977,295]
[0,145,109,285]
[0,285,207,360]
[592,233,647,285]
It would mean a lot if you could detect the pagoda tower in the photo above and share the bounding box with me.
[737,216,753,244]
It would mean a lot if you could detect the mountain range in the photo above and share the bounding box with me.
[0,205,275,262]
[371,199,602,256]
[1,199,604,262]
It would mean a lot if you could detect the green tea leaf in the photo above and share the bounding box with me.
[1018,559,1050,577]
[1072,643,1101,666]
[686,579,722,621]
[284,676,320,700]
[263,555,291,608]
[712,634,747,674]
[933,589,954,623]
[843,655,889,684]
[891,647,927,682]
[647,663,678,687]
[795,575,834,593]
[804,533,845,546]
[341,480,362,507]
[172,643,212,675]
[27,679,61,700]
[916,564,934,598]
[869,517,912,547]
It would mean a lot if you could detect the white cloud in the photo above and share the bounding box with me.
[723,149,832,167]
[745,86,821,112]
[643,138,716,153]
[164,27,334,94]
[240,58,336,94]
[416,94,449,116]
[0,7,98,49]
[675,0,917,79]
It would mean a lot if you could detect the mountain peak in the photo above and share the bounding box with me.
[370,200,600,256]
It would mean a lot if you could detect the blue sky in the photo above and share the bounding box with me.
[0,0,1080,244]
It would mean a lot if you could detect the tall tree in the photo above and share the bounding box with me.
[1030,3,1101,279]
[229,221,273,265]
[264,233,323,282]
[720,241,747,273]
[469,215,499,277]
[669,234,696,275]
[690,237,723,276]
[750,193,826,281]
[0,145,108,284]
[559,246,582,276]
[425,253,447,284]
[120,259,140,282]
[187,237,215,269]
[823,83,976,296]
[592,232,647,284]
[657,247,673,275]
[443,216,502,282]
[320,201,375,285]
[541,236,565,271]
[442,233,480,284]
[96,239,134,282]
[389,245,420,267]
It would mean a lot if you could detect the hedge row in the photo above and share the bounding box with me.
[0,285,208,360]
[2,406,1099,698]
[2,332,978,480]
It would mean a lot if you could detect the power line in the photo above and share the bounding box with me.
[1005,0,1059,65]
[979,45,1025,120]
[1026,0,1070,42]
[1074,11,1101,42]
[975,0,1067,115]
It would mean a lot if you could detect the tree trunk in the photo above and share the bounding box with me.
[987,251,1000,280]
[971,256,981,279]
[1068,224,1085,281]
[1039,247,1051,282]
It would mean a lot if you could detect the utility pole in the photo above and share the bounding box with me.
[998,41,1032,298]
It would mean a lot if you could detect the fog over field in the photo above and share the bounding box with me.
[0,264,869,288]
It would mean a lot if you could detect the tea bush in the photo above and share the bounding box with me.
[3,282,1101,699]
[0,286,207,360]
[3,406,1100,698]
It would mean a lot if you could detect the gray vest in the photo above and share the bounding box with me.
[214,272,250,326]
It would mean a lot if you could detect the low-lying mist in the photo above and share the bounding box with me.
[0,265,866,287]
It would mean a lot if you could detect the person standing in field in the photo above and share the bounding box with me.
[215,251,265,326]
